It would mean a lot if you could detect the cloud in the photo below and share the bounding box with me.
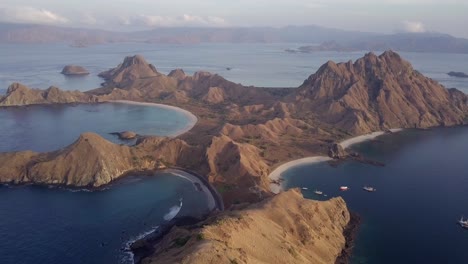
[0,6,68,25]
[121,14,227,27]
[402,21,426,33]
[80,13,97,25]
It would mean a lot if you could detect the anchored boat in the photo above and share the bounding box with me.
[339,186,349,191]
[314,190,323,195]
[363,186,377,192]
[458,217,468,229]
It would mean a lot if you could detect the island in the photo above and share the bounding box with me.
[448,71,468,78]
[61,65,90,76]
[0,51,466,263]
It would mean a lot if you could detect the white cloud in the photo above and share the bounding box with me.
[0,6,68,24]
[80,13,97,25]
[121,14,227,27]
[402,21,426,33]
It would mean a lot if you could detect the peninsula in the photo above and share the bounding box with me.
[0,51,466,263]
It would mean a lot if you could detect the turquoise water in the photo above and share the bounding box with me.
[0,43,467,92]
[283,127,468,264]
[0,102,192,152]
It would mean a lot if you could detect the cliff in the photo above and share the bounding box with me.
[292,51,468,134]
[0,83,99,106]
[138,189,350,264]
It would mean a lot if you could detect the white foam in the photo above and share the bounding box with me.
[163,198,183,221]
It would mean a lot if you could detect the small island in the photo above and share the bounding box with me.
[447,71,468,78]
[61,65,90,76]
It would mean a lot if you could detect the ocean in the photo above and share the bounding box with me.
[0,42,467,263]
[282,127,468,264]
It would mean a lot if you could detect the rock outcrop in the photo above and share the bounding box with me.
[111,131,137,140]
[139,189,350,264]
[61,65,89,76]
[328,143,347,159]
[0,83,99,106]
[293,51,467,134]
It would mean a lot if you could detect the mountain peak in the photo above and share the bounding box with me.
[98,55,159,87]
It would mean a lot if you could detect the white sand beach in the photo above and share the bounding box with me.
[269,156,332,194]
[110,100,198,137]
[268,128,404,193]
[339,128,403,149]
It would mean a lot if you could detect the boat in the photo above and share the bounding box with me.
[314,190,323,195]
[363,186,377,192]
[458,217,468,229]
[301,187,308,190]
[339,186,349,191]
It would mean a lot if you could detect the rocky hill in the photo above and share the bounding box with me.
[292,51,467,134]
[0,83,99,106]
[137,189,350,264]
[0,133,155,187]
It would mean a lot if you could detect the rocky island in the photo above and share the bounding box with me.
[0,51,466,263]
[447,71,468,78]
[61,65,90,76]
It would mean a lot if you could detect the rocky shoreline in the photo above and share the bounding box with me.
[335,213,361,264]
[0,51,466,263]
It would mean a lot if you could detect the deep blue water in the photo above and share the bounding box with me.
[0,173,211,264]
[0,43,467,92]
[0,102,192,152]
[283,127,468,264]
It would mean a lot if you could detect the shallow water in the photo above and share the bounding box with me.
[282,127,468,264]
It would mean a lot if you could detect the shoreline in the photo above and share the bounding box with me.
[268,128,403,193]
[110,100,198,138]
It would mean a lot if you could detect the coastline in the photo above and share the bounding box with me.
[268,128,404,193]
[110,100,198,138]
[269,156,332,194]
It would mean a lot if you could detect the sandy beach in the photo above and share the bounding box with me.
[269,156,332,194]
[339,128,403,149]
[268,128,404,193]
[110,100,198,137]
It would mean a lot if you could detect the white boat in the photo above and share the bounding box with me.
[301,187,308,190]
[314,190,323,195]
[458,217,468,229]
[363,186,377,192]
[340,186,349,191]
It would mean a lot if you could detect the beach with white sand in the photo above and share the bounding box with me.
[110,100,198,137]
[268,128,404,193]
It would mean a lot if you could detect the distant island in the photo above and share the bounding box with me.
[1,22,468,54]
[448,71,468,78]
[0,51,466,263]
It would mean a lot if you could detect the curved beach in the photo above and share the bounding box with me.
[110,100,198,137]
[268,129,404,193]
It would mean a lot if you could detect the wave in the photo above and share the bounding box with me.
[163,198,183,221]
[121,226,160,264]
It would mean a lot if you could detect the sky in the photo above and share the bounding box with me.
[0,0,467,38]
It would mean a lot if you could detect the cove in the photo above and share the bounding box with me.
[0,102,195,152]
[282,126,468,264]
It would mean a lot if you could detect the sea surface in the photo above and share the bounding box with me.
[283,127,468,264]
[0,43,467,264]
[0,102,192,152]
[0,173,211,264]
[0,43,467,93]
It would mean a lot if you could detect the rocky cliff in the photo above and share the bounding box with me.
[0,83,98,106]
[138,189,350,264]
[292,51,467,134]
